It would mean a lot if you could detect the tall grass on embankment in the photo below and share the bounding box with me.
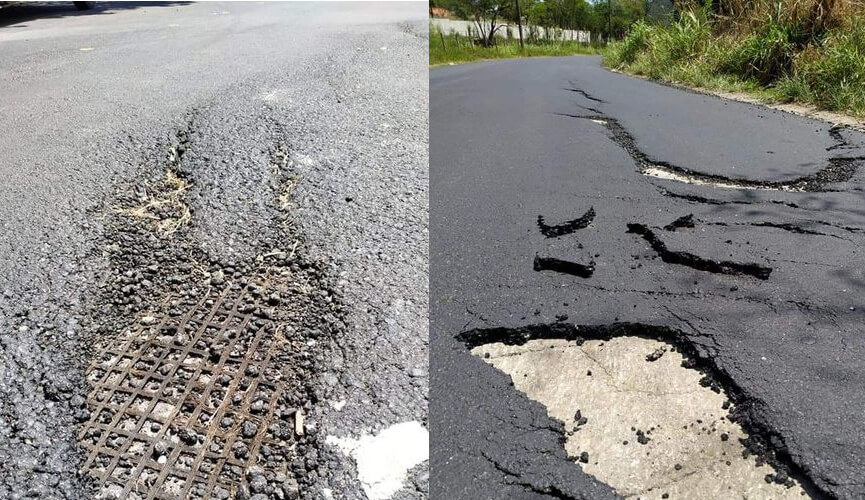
[603,0,865,116]
[430,24,599,66]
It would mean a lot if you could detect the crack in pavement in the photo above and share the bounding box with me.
[709,221,850,241]
[482,452,585,500]
[661,213,850,241]
[826,125,858,152]
[627,223,773,280]
[557,112,865,192]
[564,86,606,104]
[656,187,803,209]
[657,187,865,235]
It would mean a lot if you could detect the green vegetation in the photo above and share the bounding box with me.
[430,24,598,66]
[604,0,865,116]
[432,0,657,43]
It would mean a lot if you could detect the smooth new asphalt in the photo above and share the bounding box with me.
[431,56,865,499]
[0,3,427,499]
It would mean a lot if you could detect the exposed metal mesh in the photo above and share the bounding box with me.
[79,274,296,499]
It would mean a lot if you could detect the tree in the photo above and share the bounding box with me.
[590,0,646,40]
[442,0,511,46]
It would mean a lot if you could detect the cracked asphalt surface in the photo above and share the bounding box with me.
[0,2,426,499]
[431,56,865,499]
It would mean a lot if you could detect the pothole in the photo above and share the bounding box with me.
[471,336,807,499]
[80,125,341,499]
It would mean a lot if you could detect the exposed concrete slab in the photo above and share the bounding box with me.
[472,337,806,499]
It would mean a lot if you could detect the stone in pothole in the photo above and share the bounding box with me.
[472,337,807,499]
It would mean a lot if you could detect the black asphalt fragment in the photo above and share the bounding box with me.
[533,256,596,279]
[537,207,596,238]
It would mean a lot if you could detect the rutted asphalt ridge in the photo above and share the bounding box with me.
[432,56,865,500]
[258,25,429,500]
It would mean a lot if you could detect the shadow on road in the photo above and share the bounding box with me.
[0,1,191,29]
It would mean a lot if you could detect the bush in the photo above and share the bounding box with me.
[652,10,712,63]
[615,20,654,65]
[793,19,865,112]
[723,23,796,83]
[605,1,865,116]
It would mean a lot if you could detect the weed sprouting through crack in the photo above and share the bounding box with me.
[113,132,192,237]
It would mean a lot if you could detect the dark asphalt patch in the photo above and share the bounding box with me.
[626,223,773,280]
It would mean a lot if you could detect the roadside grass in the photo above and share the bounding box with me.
[603,2,865,117]
[430,24,599,66]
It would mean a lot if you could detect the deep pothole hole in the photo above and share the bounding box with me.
[471,336,807,499]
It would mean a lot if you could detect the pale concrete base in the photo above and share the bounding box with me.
[472,337,806,499]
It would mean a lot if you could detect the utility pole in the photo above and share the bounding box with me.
[515,0,524,49]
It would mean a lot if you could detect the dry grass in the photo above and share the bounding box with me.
[680,0,865,34]
[606,0,865,116]
[115,169,191,237]
[270,145,302,213]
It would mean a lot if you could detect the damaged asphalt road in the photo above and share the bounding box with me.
[431,56,865,499]
[0,3,426,500]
